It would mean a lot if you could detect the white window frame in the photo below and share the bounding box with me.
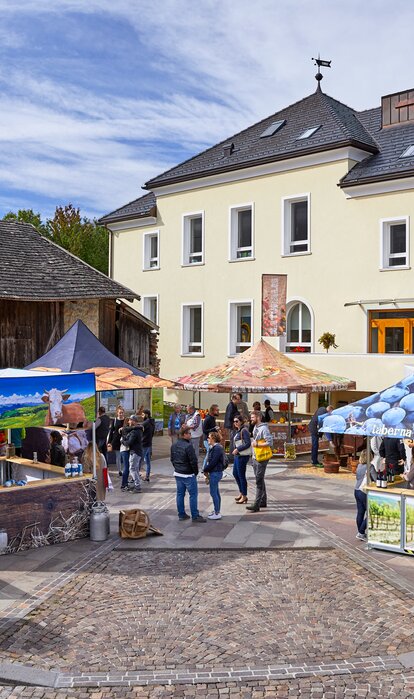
[228,299,254,356]
[284,298,314,353]
[142,230,160,270]
[281,194,311,257]
[181,303,204,356]
[229,203,254,261]
[380,216,410,270]
[182,211,205,266]
[142,295,159,325]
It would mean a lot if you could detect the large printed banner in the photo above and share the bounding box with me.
[0,372,96,430]
[261,274,287,337]
[319,374,414,439]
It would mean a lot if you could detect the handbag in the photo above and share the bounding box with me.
[253,439,273,463]
[234,437,252,456]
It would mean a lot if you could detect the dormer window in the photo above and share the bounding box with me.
[297,125,321,140]
[401,145,414,158]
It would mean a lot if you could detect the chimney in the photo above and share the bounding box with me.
[382,89,414,128]
[223,142,235,157]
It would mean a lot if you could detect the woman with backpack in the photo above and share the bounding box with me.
[203,431,226,520]
[232,415,251,504]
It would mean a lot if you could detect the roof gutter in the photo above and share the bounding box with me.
[144,140,378,190]
[339,169,414,188]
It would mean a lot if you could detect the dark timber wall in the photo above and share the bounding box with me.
[0,299,64,369]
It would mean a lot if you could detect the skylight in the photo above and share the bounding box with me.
[259,120,286,138]
[297,125,321,140]
[401,145,414,158]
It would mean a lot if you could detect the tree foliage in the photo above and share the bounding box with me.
[2,204,109,274]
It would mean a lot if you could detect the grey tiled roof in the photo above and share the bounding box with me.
[0,221,139,301]
[99,191,156,224]
[340,107,414,186]
[145,89,378,188]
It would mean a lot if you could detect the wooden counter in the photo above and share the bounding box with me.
[0,456,92,490]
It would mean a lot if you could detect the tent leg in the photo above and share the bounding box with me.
[287,391,292,442]
[92,422,97,479]
[366,436,371,485]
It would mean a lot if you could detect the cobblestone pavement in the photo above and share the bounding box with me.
[2,453,414,697]
[2,670,414,697]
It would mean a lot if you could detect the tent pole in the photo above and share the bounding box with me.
[366,436,371,485]
[287,391,292,442]
[92,421,97,479]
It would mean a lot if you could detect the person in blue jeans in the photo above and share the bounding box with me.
[170,426,206,523]
[140,409,155,481]
[355,450,368,541]
[203,431,226,520]
[232,416,251,504]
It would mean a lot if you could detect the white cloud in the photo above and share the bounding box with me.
[0,392,42,406]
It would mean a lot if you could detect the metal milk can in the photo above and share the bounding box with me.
[89,501,110,541]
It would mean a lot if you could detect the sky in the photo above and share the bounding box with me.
[0,0,413,221]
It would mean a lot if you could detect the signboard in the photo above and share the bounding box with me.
[0,372,96,429]
[320,375,414,439]
[368,492,402,549]
[261,274,287,337]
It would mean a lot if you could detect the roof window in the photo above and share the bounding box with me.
[297,125,321,140]
[400,145,414,158]
[259,119,286,138]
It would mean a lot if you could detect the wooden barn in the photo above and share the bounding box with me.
[0,220,159,373]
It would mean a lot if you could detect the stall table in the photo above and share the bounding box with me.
[0,457,94,548]
[367,481,414,555]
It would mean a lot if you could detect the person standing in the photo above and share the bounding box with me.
[141,409,155,481]
[232,416,251,504]
[170,426,206,522]
[263,400,274,423]
[224,394,241,430]
[107,405,126,476]
[380,437,406,479]
[355,450,368,541]
[122,415,143,493]
[95,406,111,459]
[309,405,332,466]
[236,393,250,423]
[204,431,225,520]
[184,405,203,458]
[168,404,184,444]
[246,411,273,513]
[202,404,219,469]
[48,430,66,468]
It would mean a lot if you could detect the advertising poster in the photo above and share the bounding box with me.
[368,492,402,548]
[151,388,164,431]
[0,372,96,429]
[405,496,414,552]
[261,274,287,337]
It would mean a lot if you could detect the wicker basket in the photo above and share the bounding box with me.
[119,509,150,539]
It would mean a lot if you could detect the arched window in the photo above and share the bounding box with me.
[286,302,312,353]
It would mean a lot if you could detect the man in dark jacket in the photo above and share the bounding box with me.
[122,415,143,493]
[170,426,206,522]
[309,405,332,466]
[380,437,406,477]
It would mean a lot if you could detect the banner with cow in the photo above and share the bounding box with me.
[0,372,96,429]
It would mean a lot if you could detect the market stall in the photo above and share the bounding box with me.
[319,373,414,555]
[0,368,97,552]
[26,319,175,431]
[176,339,355,457]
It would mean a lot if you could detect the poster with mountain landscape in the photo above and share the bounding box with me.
[0,372,96,430]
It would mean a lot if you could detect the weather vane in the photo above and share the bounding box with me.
[312,55,331,90]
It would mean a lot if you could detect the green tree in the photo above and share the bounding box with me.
[3,208,47,236]
[46,204,109,274]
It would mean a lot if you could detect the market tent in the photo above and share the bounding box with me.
[175,339,356,393]
[319,374,414,439]
[26,320,175,390]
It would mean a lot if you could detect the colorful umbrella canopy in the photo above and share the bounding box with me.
[319,374,414,439]
[175,339,356,393]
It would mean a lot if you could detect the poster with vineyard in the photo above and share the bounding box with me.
[368,493,402,548]
[405,496,414,551]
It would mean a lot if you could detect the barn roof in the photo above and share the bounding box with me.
[0,220,139,301]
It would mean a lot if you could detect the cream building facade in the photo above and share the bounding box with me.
[101,85,414,411]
